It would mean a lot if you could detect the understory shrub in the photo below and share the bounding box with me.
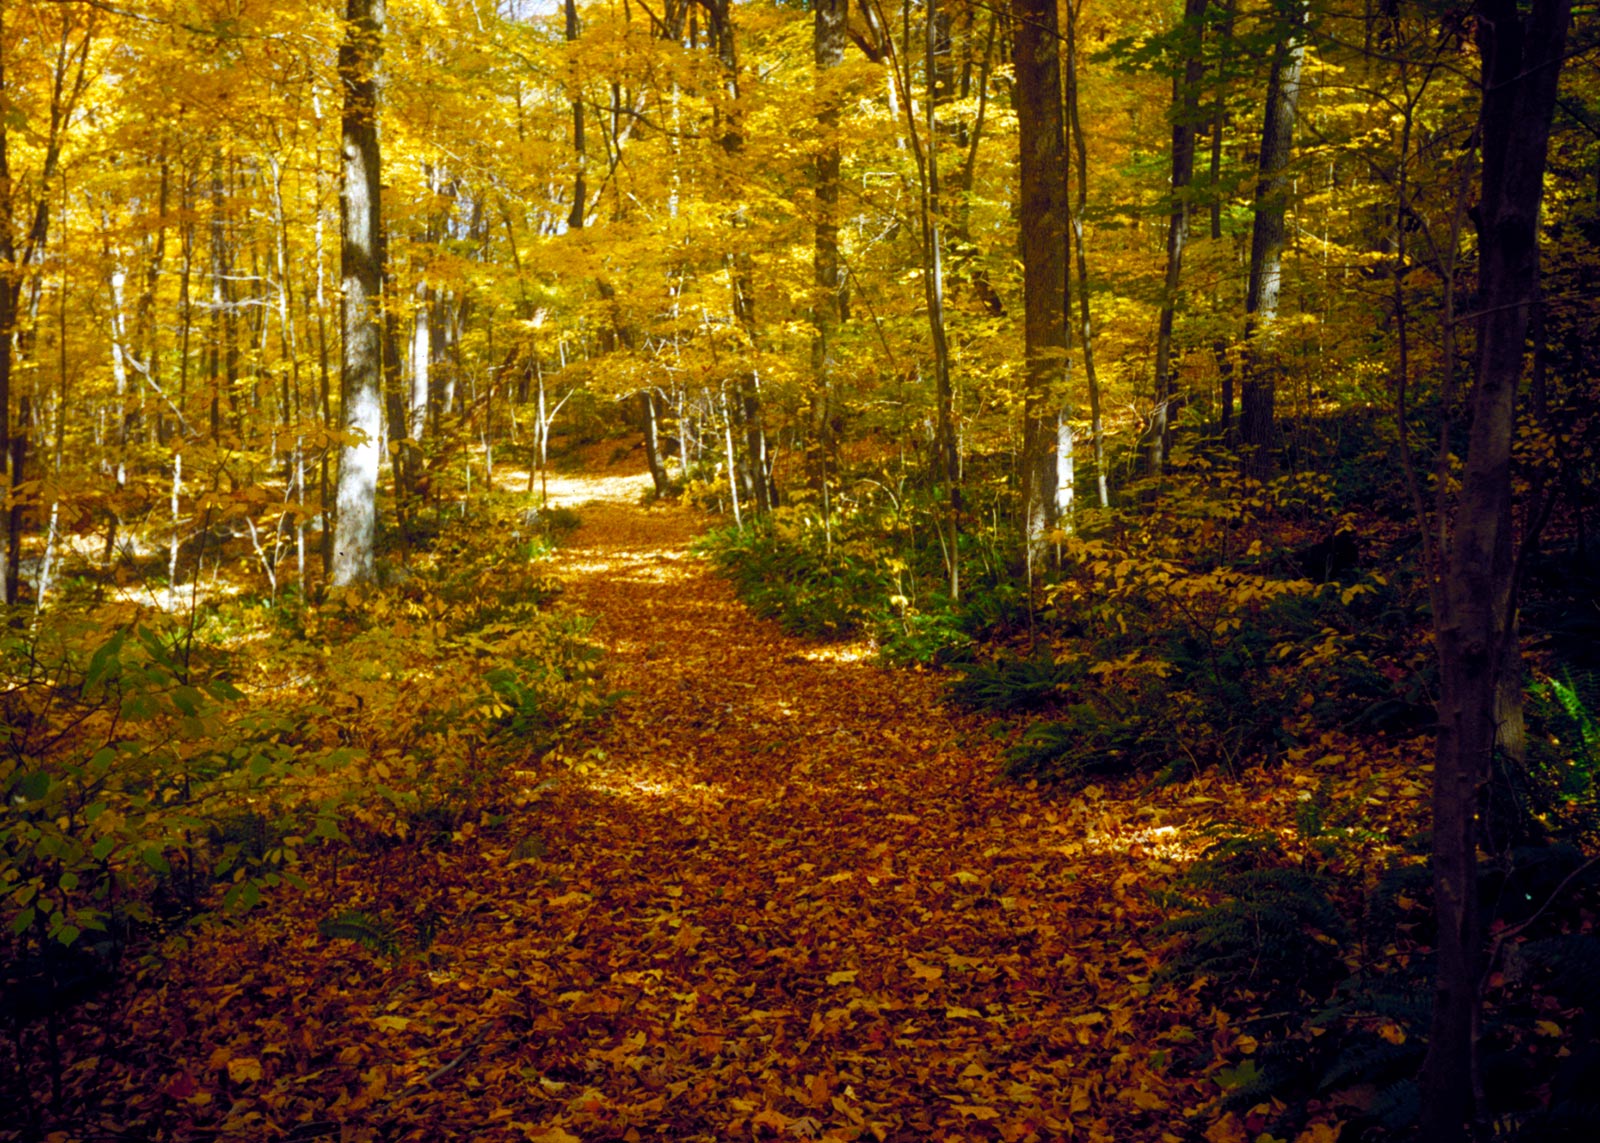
[1527,670,1600,835]
[1159,814,1600,1140]
[698,512,880,639]
[956,548,1423,783]
[1,491,611,1086]
[698,472,1030,661]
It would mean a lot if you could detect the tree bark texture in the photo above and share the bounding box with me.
[1240,0,1306,477]
[1012,0,1069,556]
[410,280,430,440]
[1151,0,1209,475]
[0,11,18,606]
[808,0,846,490]
[1420,1,1571,1138]
[924,0,957,503]
[641,389,669,496]
[1064,0,1106,509]
[0,5,89,604]
[566,0,587,230]
[333,0,386,587]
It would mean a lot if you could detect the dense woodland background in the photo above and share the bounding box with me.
[2,0,1599,1140]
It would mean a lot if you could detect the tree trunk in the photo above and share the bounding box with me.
[740,375,772,512]
[947,11,1004,317]
[1239,0,1306,478]
[332,0,387,588]
[1064,0,1106,510]
[410,281,430,440]
[641,389,669,496]
[808,0,846,492]
[706,0,773,515]
[1012,0,1069,560]
[1210,0,1237,434]
[566,0,587,230]
[921,0,958,541]
[0,5,90,604]
[0,11,18,606]
[1151,0,1208,476]
[1420,2,1571,1139]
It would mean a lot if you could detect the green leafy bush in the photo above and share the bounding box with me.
[949,652,1081,713]
[1,490,612,1068]
[1,618,349,953]
[697,513,883,640]
[993,520,1428,783]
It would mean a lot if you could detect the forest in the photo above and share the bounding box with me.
[1,0,1597,1140]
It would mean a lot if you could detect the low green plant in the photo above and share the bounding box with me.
[1528,670,1600,835]
[317,908,402,958]
[1159,832,1350,1008]
[697,514,882,640]
[1,488,612,1094]
[949,652,1080,713]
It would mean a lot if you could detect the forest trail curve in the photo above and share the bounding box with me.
[442,461,1217,1142]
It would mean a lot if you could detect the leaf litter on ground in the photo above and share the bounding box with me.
[21,461,1379,1143]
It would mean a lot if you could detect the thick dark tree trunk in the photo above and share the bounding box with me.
[1240,0,1306,478]
[1420,2,1571,1139]
[1012,0,1070,558]
[332,0,387,587]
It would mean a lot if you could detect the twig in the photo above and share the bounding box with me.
[417,1022,495,1092]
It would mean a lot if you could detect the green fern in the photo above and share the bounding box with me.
[1317,1035,1422,1093]
[1516,934,1600,1010]
[317,909,401,957]
[1367,1079,1420,1135]
[1002,705,1146,780]
[949,654,1077,714]
[1159,834,1348,1006]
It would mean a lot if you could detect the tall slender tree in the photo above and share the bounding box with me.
[1239,0,1307,477]
[1421,0,1573,1137]
[1150,0,1209,475]
[1065,0,1106,510]
[565,0,587,231]
[0,2,93,605]
[808,0,847,491]
[332,0,387,587]
[1012,0,1070,558]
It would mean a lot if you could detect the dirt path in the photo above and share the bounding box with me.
[70,464,1228,1143]
[436,468,1212,1142]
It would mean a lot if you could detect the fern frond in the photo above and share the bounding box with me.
[318,909,401,957]
[1318,1035,1422,1093]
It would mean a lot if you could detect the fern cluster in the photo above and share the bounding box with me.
[948,653,1081,713]
[1159,832,1349,1008]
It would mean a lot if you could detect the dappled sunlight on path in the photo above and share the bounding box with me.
[67,456,1244,1143]
[418,460,1225,1142]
